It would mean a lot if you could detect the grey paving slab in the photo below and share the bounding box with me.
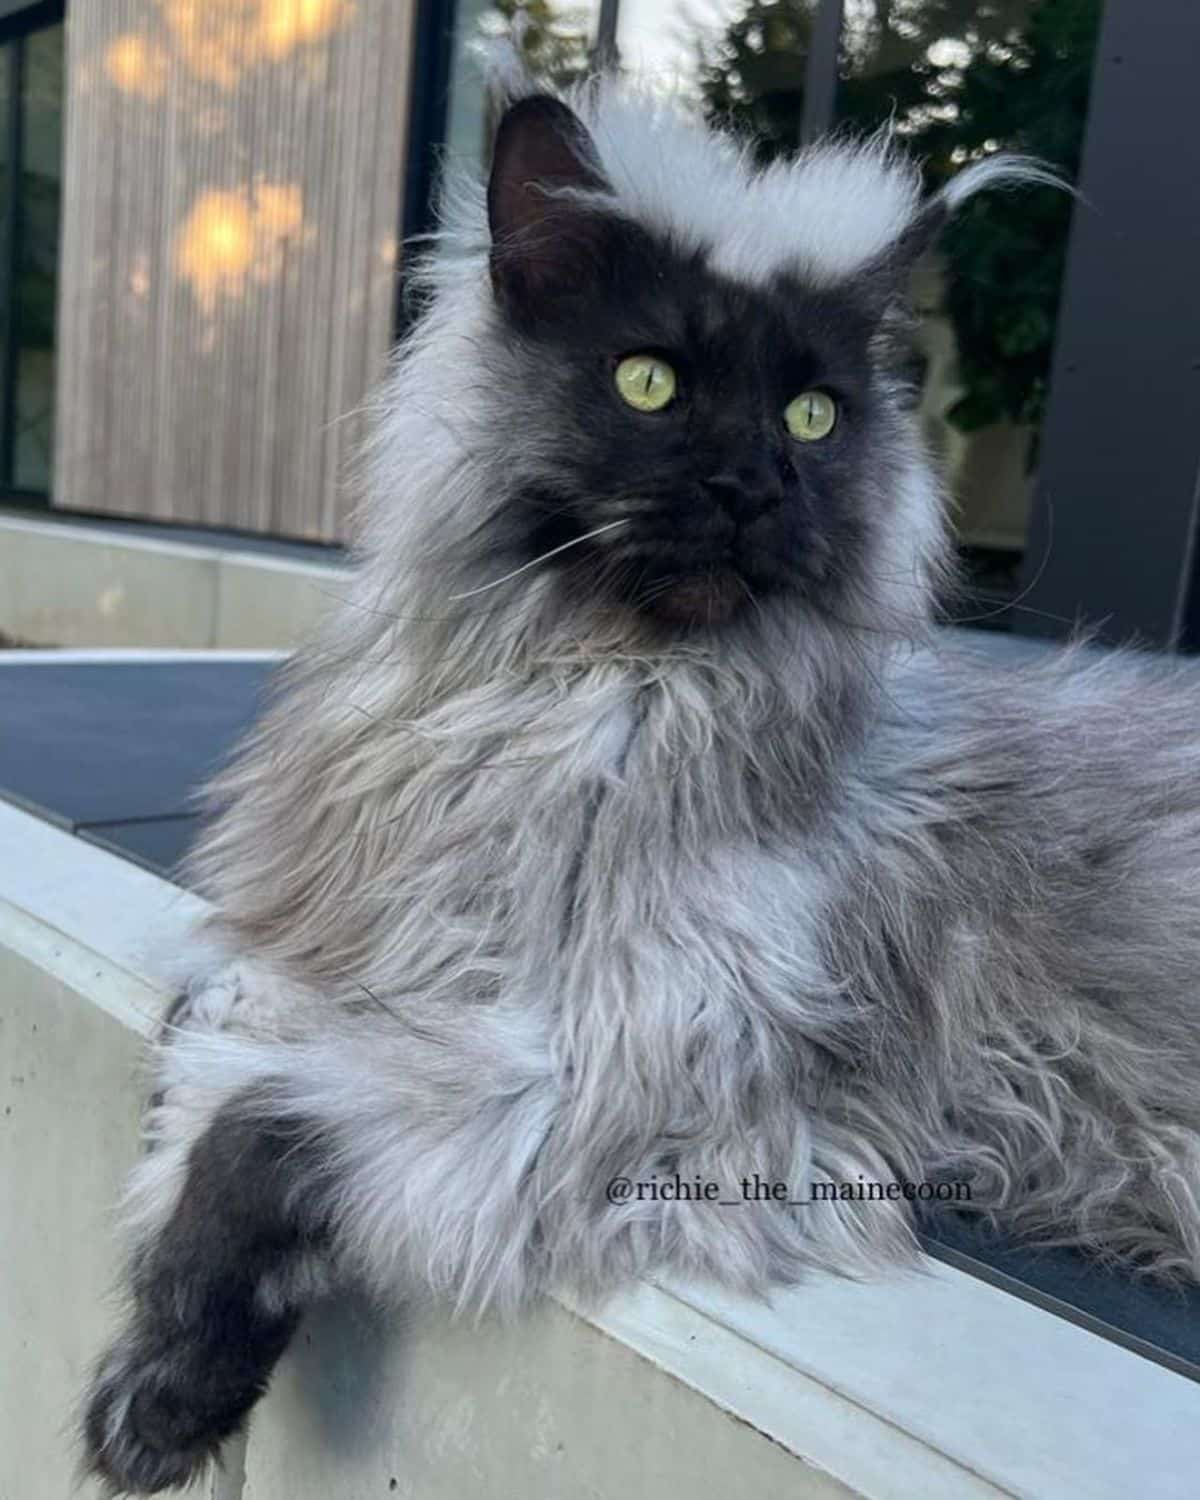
[0,660,275,826]
[78,815,202,880]
[919,1212,1200,1382]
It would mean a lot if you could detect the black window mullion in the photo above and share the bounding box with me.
[0,31,22,489]
[395,0,460,340]
[800,0,843,146]
[1017,0,1200,650]
[593,0,620,72]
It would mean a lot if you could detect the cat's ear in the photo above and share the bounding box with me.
[487,94,615,326]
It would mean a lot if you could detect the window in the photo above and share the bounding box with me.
[0,6,63,498]
[443,2,610,173]
[827,0,1103,621]
[412,0,1200,651]
[427,2,1103,622]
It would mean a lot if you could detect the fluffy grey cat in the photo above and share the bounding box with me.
[83,69,1200,1495]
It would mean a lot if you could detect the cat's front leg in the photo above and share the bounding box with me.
[82,959,558,1493]
[82,1080,330,1495]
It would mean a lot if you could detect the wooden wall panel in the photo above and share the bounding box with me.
[53,0,416,542]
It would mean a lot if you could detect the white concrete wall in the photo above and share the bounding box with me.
[4,794,1200,1498]
[0,811,233,1499]
[243,1294,855,1500]
[0,515,351,649]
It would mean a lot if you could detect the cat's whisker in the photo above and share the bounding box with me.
[735,572,769,632]
[447,519,631,600]
[942,497,1058,629]
[310,583,515,627]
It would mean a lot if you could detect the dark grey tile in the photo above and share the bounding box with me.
[0,660,276,826]
[920,1212,1200,1383]
[78,815,202,880]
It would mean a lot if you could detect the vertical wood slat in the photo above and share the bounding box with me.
[53,0,417,543]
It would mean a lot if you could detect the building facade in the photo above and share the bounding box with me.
[2,0,1198,645]
[52,0,414,542]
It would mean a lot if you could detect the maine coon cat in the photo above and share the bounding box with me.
[83,67,1200,1495]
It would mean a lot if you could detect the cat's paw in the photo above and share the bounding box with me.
[81,1334,247,1496]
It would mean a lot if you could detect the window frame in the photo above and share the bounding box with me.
[402,0,1200,651]
[0,0,64,506]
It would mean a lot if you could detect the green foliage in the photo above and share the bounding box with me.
[486,0,595,87]
[697,2,815,159]
[934,0,1102,432]
[698,0,1103,434]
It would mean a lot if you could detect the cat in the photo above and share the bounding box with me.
[82,67,1200,1496]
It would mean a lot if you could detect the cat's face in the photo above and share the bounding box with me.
[484,95,927,632]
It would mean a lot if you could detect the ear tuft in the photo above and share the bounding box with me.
[937,153,1073,213]
[861,152,1070,319]
[487,95,614,326]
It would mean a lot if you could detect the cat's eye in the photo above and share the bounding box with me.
[784,390,838,442]
[614,354,677,412]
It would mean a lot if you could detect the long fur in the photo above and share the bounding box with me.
[84,68,1200,1492]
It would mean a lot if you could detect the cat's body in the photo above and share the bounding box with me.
[83,71,1200,1495]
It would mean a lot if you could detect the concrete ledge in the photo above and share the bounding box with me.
[0,807,228,1499]
[0,515,351,649]
[4,797,1200,1497]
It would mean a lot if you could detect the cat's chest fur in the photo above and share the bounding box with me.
[189,665,875,1307]
[372,681,839,1076]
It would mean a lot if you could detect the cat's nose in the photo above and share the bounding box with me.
[703,456,787,519]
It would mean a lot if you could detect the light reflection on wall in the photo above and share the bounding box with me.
[257,0,356,59]
[162,0,357,87]
[174,181,310,323]
[62,0,408,539]
[129,253,152,298]
[103,1,356,96]
[103,34,169,99]
[97,2,354,329]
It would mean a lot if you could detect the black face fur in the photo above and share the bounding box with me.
[488,96,918,630]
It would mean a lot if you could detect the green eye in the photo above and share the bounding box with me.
[615,354,677,412]
[784,390,837,441]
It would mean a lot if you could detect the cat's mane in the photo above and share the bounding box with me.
[182,70,1059,979]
